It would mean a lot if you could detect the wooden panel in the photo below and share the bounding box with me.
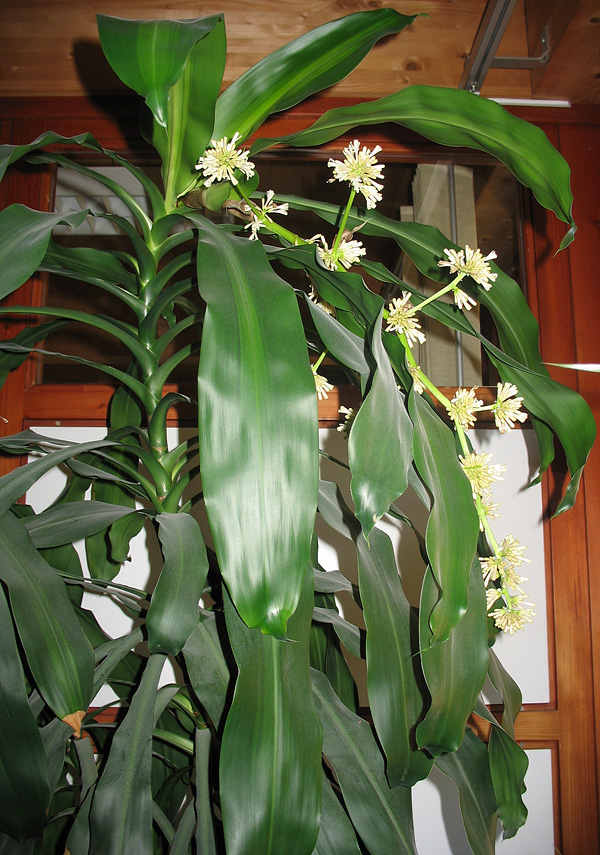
[523,120,600,855]
[528,0,600,104]
[0,0,533,100]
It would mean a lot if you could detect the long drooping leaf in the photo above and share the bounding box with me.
[357,526,433,787]
[0,435,117,517]
[192,213,318,637]
[97,14,226,205]
[311,669,417,855]
[22,501,141,548]
[182,611,232,730]
[435,728,498,855]
[487,649,523,739]
[253,86,575,248]
[409,390,479,642]
[416,562,488,756]
[146,512,209,655]
[488,726,528,839]
[350,308,413,536]
[219,573,322,855]
[313,771,362,855]
[0,586,50,842]
[195,728,217,855]
[0,205,89,301]
[0,512,94,728]
[214,9,418,143]
[0,319,68,388]
[88,653,166,855]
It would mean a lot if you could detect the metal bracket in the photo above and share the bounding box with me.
[460,0,550,94]
[491,26,550,69]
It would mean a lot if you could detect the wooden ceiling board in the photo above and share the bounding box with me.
[0,0,532,100]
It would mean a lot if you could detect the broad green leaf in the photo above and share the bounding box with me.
[487,649,523,739]
[88,653,166,855]
[39,717,71,800]
[0,319,68,388]
[92,628,144,700]
[312,606,362,659]
[304,295,370,381]
[253,86,575,247]
[0,435,118,518]
[417,562,488,756]
[0,586,50,842]
[23,501,140,548]
[350,308,412,535]
[170,802,195,855]
[0,513,93,726]
[86,384,145,580]
[97,14,226,205]
[435,728,498,855]
[357,526,432,786]
[0,205,89,301]
[192,213,318,637]
[220,572,322,855]
[409,389,479,641]
[146,513,209,655]
[195,728,217,855]
[311,669,417,855]
[215,9,418,142]
[182,611,232,730]
[313,771,362,855]
[488,726,528,839]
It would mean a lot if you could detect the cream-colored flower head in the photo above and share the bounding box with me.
[385,293,426,347]
[492,382,527,433]
[438,245,498,289]
[314,235,366,271]
[312,366,334,401]
[409,364,425,394]
[489,597,535,635]
[459,451,506,495]
[328,140,384,210]
[479,493,501,531]
[453,287,478,311]
[196,133,255,187]
[446,387,484,429]
[244,190,288,239]
[308,283,335,316]
[337,405,356,437]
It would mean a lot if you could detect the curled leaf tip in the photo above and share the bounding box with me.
[62,709,85,738]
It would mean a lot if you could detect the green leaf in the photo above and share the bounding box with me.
[0,586,50,842]
[0,319,68,389]
[311,669,417,855]
[487,649,523,739]
[220,571,322,855]
[488,726,528,839]
[409,390,479,642]
[0,205,89,301]
[0,435,118,518]
[97,14,226,205]
[253,86,575,247]
[357,526,433,787]
[313,771,362,855]
[217,9,418,143]
[146,513,209,655]
[182,611,232,730]
[416,562,488,756]
[192,214,318,637]
[88,654,166,855]
[23,501,141,548]
[350,308,412,536]
[435,728,498,855]
[195,728,217,855]
[0,512,94,724]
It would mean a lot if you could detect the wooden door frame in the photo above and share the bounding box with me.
[1,95,599,854]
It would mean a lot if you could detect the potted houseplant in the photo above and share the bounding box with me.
[0,8,594,854]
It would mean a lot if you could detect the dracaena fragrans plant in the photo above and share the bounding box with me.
[0,8,595,855]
